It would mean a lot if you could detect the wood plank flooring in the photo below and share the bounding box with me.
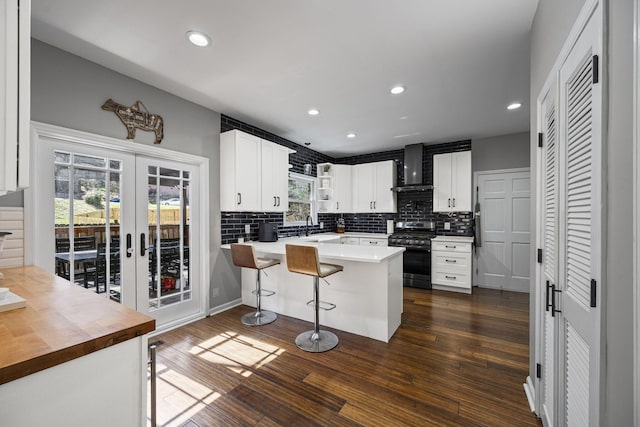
[152,287,542,426]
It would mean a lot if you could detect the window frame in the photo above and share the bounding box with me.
[285,172,317,226]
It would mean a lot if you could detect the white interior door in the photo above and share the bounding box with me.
[557,7,603,425]
[475,169,531,292]
[539,83,559,427]
[136,156,201,330]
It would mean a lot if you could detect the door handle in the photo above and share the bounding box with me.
[141,233,147,257]
[237,193,241,205]
[551,284,562,317]
[126,233,133,258]
[545,280,552,312]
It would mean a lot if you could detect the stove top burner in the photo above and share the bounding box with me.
[389,221,435,249]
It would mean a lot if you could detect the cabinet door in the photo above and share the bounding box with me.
[235,133,261,211]
[373,161,396,212]
[260,141,276,210]
[333,164,352,213]
[433,153,452,212]
[272,142,289,212]
[451,151,472,212]
[352,163,375,212]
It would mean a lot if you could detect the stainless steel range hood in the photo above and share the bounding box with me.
[390,143,433,192]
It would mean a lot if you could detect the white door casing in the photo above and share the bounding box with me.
[474,168,531,293]
[28,122,210,333]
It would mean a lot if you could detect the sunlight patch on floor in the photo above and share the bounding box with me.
[190,331,285,377]
[147,362,221,427]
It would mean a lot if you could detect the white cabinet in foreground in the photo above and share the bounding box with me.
[431,236,473,293]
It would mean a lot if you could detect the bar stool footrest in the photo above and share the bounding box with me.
[251,288,275,297]
[306,299,336,311]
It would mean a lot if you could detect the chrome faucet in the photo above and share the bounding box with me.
[305,215,313,236]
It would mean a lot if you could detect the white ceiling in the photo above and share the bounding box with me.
[31,0,539,157]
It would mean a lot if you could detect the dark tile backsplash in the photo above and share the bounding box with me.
[221,115,474,239]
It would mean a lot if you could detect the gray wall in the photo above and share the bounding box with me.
[472,132,529,172]
[0,191,23,207]
[530,0,634,424]
[28,39,240,311]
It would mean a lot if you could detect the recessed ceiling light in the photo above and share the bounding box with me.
[390,85,406,95]
[186,31,211,47]
[308,108,320,116]
[507,102,522,110]
[347,133,357,139]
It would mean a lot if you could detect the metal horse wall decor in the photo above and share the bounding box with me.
[101,98,164,144]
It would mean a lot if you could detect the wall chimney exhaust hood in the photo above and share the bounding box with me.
[390,143,433,192]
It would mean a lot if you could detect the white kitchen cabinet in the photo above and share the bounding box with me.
[261,140,289,212]
[0,0,30,195]
[317,163,352,213]
[340,236,360,245]
[352,160,396,213]
[220,130,261,211]
[221,130,293,212]
[433,151,471,212]
[431,237,473,293]
[358,237,388,247]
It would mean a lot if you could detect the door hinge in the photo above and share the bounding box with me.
[537,248,543,263]
[590,279,597,307]
[536,363,542,379]
[592,55,599,84]
[538,132,543,148]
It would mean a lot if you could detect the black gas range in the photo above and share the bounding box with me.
[388,221,436,289]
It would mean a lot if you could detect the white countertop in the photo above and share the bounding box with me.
[221,235,404,263]
[432,235,475,243]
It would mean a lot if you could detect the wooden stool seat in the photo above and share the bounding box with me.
[285,244,342,352]
[231,243,279,326]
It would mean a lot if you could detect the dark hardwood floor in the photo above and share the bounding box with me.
[152,287,542,426]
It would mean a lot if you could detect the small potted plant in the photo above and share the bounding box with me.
[322,164,331,175]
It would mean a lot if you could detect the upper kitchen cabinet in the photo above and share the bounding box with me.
[261,139,291,212]
[317,163,352,213]
[220,130,293,212]
[0,0,30,195]
[433,151,472,212]
[352,160,397,213]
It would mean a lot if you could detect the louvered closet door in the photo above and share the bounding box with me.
[540,85,558,427]
[557,6,602,426]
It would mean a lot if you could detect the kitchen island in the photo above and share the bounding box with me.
[0,266,155,427]
[223,237,405,342]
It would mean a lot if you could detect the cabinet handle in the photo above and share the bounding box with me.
[453,198,456,207]
[448,198,451,208]
[371,241,377,245]
[336,201,339,210]
[373,201,376,209]
[445,259,456,263]
[237,193,242,205]
[445,275,457,280]
[273,196,277,207]
[445,245,457,249]
[370,201,373,209]
[277,196,280,206]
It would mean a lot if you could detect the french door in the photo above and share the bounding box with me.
[32,126,205,331]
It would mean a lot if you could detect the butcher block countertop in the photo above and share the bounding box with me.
[0,266,155,385]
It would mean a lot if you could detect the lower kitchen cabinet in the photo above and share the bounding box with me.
[431,236,473,293]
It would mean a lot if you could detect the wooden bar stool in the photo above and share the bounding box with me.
[285,244,343,352]
[231,243,279,326]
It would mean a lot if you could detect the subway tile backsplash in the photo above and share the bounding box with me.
[221,115,474,240]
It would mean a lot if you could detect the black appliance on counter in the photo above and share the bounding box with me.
[258,223,278,242]
[388,221,435,289]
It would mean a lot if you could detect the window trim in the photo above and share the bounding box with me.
[285,172,317,226]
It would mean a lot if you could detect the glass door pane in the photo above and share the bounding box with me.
[137,157,200,329]
[52,149,127,303]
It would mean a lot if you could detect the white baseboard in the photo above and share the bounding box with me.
[523,376,536,413]
[208,298,242,316]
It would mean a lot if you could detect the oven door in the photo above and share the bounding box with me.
[402,247,431,289]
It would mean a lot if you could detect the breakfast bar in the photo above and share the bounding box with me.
[225,237,405,342]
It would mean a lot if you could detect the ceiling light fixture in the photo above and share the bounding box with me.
[507,102,522,110]
[186,31,211,47]
[308,108,320,116]
[390,85,406,95]
[347,133,357,139]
